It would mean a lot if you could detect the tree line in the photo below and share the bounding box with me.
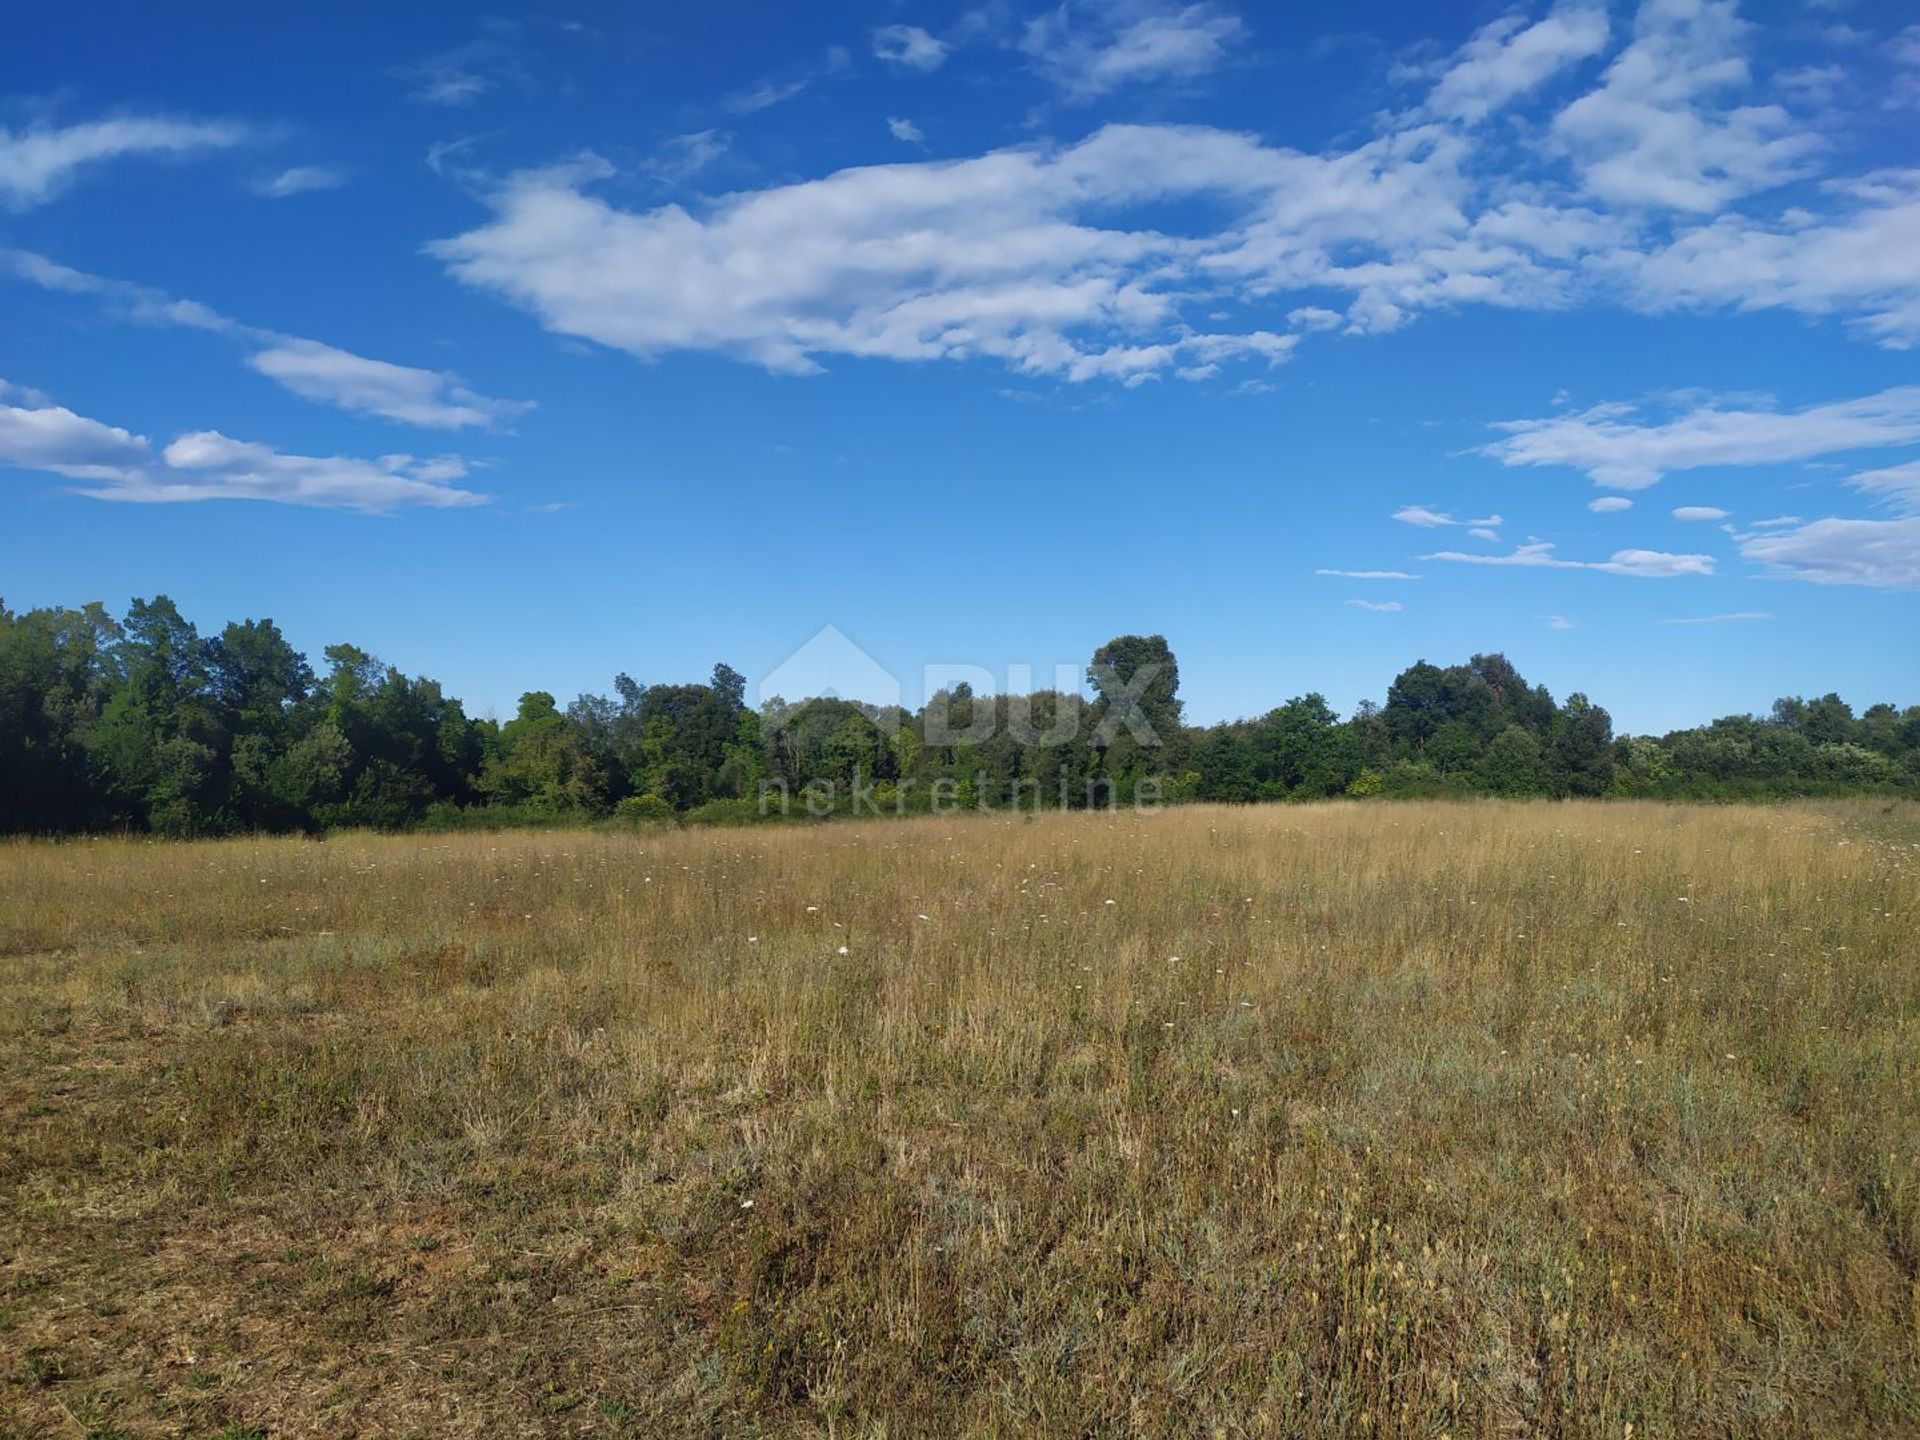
[2,596,1915,835]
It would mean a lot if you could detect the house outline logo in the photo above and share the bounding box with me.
[757,625,902,729]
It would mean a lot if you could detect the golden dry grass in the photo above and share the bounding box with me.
[2,800,1918,1438]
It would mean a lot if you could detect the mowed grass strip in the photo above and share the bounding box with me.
[1,800,1916,1438]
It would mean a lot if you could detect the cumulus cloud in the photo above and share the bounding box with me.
[4,250,531,430]
[1482,386,1920,488]
[252,165,346,198]
[0,116,246,210]
[1672,504,1728,520]
[1589,495,1634,511]
[0,388,485,510]
[1622,170,1920,346]
[429,135,1319,385]
[888,117,926,145]
[1021,3,1246,101]
[1422,539,1714,576]
[0,388,151,481]
[1737,516,1920,588]
[873,25,948,71]
[1551,0,1822,211]
[410,3,1916,382]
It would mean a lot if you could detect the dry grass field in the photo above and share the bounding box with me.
[2,801,1918,1438]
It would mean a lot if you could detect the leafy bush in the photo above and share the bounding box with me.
[614,794,678,825]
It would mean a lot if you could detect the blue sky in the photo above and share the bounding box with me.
[2,0,1916,733]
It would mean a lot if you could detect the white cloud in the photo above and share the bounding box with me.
[1888,25,1920,109]
[1545,614,1577,629]
[645,131,730,185]
[1550,0,1822,211]
[1393,504,1502,528]
[247,340,533,430]
[1021,3,1246,101]
[253,165,346,198]
[873,25,948,71]
[0,116,246,210]
[1423,539,1714,576]
[0,389,486,510]
[0,388,150,481]
[723,76,813,115]
[1483,386,1920,487]
[411,5,1918,381]
[888,117,926,145]
[153,432,485,509]
[1347,599,1404,612]
[1672,504,1728,520]
[5,251,531,430]
[1424,7,1610,123]
[1622,171,1920,346]
[1316,568,1419,579]
[1737,516,1920,588]
[1659,611,1772,623]
[1468,525,1501,540]
[1589,495,1634,511]
[403,26,536,107]
[429,133,1323,384]
[1846,458,1920,514]
[1287,306,1343,332]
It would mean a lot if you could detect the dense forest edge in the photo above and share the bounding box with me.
[3,596,1916,836]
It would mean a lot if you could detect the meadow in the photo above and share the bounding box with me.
[2,800,1917,1438]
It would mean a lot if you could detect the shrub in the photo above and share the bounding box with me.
[614,794,678,825]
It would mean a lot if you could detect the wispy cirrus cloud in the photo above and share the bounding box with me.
[1419,6,1610,123]
[1845,458,1920,514]
[1020,2,1247,102]
[1659,611,1772,624]
[1481,387,1920,488]
[1392,505,1502,529]
[642,131,731,186]
[1423,539,1714,577]
[1347,599,1404,612]
[246,340,531,430]
[0,115,247,210]
[403,23,530,106]
[1478,385,1920,588]
[1736,517,1920,588]
[1316,568,1420,579]
[4,250,531,431]
[721,46,850,116]
[252,165,347,198]
[0,384,486,510]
